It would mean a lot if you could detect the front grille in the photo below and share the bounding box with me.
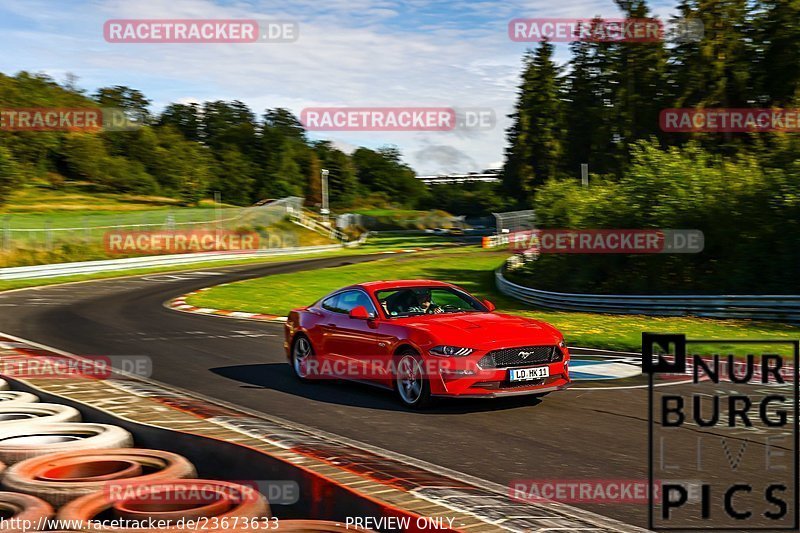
[479,345,560,369]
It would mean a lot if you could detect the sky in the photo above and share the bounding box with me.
[0,0,679,175]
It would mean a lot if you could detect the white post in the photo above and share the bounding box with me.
[321,169,330,225]
[581,163,589,188]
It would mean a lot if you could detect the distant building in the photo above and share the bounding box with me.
[416,169,501,185]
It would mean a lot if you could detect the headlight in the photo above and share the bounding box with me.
[558,339,566,349]
[430,345,474,357]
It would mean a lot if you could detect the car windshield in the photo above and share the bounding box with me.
[376,287,486,317]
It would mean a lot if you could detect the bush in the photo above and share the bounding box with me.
[512,140,800,294]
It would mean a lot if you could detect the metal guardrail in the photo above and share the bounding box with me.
[496,269,800,322]
[0,245,343,280]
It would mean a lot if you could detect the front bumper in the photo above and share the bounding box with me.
[433,382,570,398]
[425,350,571,397]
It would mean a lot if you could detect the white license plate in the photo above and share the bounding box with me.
[509,366,550,382]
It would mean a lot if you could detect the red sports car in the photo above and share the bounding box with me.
[284,280,570,408]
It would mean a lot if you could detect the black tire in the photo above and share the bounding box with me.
[394,349,432,409]
[290,334,316,383]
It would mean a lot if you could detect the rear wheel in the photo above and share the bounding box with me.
[394,350,432,409]
[291,335,316,382]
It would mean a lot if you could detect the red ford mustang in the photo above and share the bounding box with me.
[284,280,570,408]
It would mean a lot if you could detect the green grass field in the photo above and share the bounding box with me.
[1,183,235,226]
[185,246,800,352]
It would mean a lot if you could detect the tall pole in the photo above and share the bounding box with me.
[321,169,330,225]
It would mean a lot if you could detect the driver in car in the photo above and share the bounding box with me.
[413,288,443,314]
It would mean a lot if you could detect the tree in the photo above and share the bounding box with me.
[503,41,563,204]
[159,103,202,142]
[210,148,256,205]
[668,0,753,110]
[0,147,21,206]
[754,0,800,106]
[352,146,424,204]
[94,86,152,122]
[613,1,667,148]
[563,19,620,177]
[269,143,305,198]
[61,133,110,182]
[201,101,257,152]
[306,153,322,207]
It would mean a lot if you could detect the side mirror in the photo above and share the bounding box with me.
[483,299,496,312]
[349,305,371,320]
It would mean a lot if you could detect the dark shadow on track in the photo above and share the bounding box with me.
[210,363,545,414]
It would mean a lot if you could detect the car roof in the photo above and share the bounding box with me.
[352,279,455,291]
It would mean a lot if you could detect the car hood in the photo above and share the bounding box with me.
[397,312,562,350]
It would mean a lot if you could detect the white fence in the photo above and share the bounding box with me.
[0,244,344,280]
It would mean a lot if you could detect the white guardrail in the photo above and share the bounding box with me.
[0,245,344,280]
[496,269,800,322]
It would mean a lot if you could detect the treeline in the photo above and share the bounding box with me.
[0,72,427,208]
[503,0,800,197]
[503,0,800,294]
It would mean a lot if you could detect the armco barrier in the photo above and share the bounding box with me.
[0,245,343,280]
[496,269,800,322]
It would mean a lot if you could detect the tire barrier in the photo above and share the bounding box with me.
[58,479,270,533]
[0,492,53,532]
[0,404,81,427]
[0,424,133,465]
[3,449,197,506]
[0,392,39,405]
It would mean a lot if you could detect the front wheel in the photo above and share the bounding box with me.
[394,350,432,409]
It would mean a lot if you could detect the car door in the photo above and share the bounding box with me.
[326,289,389,382]
[315,293,343,362]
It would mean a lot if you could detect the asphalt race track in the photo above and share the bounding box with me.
[0,254,792,530]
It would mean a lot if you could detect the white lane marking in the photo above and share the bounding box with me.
[142,271,223,282]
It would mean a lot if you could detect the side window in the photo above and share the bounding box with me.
[321,294,340,313]
[337,290,376,316]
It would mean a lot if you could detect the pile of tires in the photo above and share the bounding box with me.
[0,387,375,532]
[3,449,196,505]
[58,479,269,533]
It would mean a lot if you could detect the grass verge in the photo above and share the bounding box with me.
[185,246,800,352]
